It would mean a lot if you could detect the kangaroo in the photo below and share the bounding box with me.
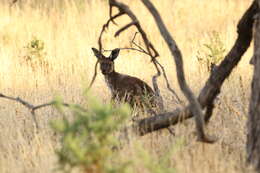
[92,48,157,108]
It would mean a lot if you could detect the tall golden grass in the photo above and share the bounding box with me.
[0,0,254,172]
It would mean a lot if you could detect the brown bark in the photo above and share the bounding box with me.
[140,0,214,143]
[247,1,260,170]
[137,0,258,135]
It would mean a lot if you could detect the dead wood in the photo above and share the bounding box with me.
[86,61,99,91]
[136,0,258,136]
[140,0,215,143]
[247,0,260,170]
[0,93,79,129]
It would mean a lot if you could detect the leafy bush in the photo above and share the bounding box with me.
[51,97,131,173]
[196,31,226,72]
[51,95,179,173]
[23,37,50,73]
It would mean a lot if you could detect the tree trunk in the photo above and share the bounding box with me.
[247,1,260,170]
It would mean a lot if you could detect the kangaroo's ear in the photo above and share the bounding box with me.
[92,48,102,59]
[109,48,120,61]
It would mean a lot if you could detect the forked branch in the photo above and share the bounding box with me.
[115,21,137,37]
[131,33,182,104]
[140,0,215,143]
[0,93,75,129]
[136,0,258,136]
[109,0,158,57]
[86,11,125,91]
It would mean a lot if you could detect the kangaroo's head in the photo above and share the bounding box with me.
[92,48,120,75]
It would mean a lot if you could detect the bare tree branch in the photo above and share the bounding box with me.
[115,21,137,37]
[140,0,214,143]
[0,93,75,129]
[154,59,183,104]
[131,32,182,104]
[109,0,158,57]
[204,103,215,124]
[103,48,150,56]
[86,61,99,91]
[131,32,148,53]
[98,11,125,52]
[136,0,258,136]
[86,12,125,92]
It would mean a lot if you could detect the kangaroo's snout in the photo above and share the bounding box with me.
[100,61,114,75]
[101,69,109,75]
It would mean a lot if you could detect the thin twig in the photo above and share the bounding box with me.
[154,59,183,104]
[103,47,150,56]
[131,33,148,54]
[115,21,137,37]
[0,93,73,129]
[86,61,99,92]
[98,12,125,51]
[87,11,125,92]
[130,33,182,104]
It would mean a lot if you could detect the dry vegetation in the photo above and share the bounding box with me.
[0,0,255,172]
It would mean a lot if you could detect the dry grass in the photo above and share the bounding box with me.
[0,0,255,172]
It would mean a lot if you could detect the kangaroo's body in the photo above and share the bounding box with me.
[92,48,156,108]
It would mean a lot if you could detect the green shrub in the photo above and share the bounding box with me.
[51,97,131,173]
[51,95,179,173]
[23,37,50,73]
[196,31,226,72]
